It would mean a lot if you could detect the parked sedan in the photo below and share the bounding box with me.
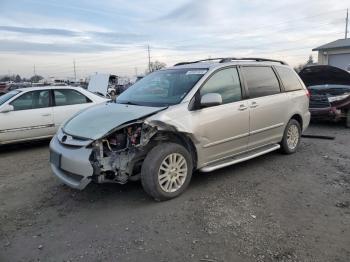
[299,65,350,127]
[0,86,107,145]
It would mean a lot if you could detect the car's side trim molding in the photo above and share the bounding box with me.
[250,123,284,135]
[0,124,55,133]
[203,132,249,148]
[202,123,284,149]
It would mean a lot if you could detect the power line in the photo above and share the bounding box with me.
[346,8,349,39]
[147,45,151,73]
[73,59,77,81]
[23,11,345,72]
[149,8,347,47]
[8,8,347,77]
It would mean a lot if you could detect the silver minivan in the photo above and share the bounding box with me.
[50,58,310,200]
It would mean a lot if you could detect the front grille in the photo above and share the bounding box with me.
[309,95,330,108]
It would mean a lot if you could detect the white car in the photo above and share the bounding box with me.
[0,86,107,145]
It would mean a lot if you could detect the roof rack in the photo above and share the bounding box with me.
[174,57,288,66]
[219,57,287,65]
[174,58,225,66]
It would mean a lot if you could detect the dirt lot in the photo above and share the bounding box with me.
[0,123,349,262]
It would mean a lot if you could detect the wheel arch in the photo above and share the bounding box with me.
[290,113,303,130]
[150,131,198,169]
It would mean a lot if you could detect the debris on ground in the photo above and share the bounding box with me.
[335,201,350,208]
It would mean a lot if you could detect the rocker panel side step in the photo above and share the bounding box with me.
[200,144,281,172]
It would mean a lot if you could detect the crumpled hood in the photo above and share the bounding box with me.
[63,102,166,140]
[299,65,350,87]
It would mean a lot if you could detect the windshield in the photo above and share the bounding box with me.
[116,69,207,106]
[0,90,20,106]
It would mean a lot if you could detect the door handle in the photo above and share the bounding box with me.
[42,114,51,117]
[250,102,258,108]
[238,104,248,111]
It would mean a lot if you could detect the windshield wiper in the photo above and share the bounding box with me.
[117,101,141,106]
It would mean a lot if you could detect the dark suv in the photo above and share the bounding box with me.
[299,65,350,127]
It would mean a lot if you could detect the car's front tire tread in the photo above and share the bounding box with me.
[141,143,193,201]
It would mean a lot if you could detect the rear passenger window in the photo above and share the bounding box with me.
[275,66,303,91]
[242,67,280,98]
[54,89,91,106]
[200,67,242,104]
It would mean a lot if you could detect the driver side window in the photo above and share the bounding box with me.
[200,67,242,104]
[10,90,50,111]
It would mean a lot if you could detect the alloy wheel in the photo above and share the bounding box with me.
[158,153,188,193]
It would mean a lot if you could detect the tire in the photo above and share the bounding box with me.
[280,119,301,154]
[346,110,350,128]
[141,143,193,201]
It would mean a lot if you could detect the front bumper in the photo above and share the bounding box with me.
[49,135,94,190]
[309,107,343,121]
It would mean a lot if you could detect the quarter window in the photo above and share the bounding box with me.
[242,67,280,98]
[54,89,91,106]
[200,67,242,104]
[275,66,303,91]
[10,90,50,111]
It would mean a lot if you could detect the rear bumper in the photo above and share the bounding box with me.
[49,135,93,190]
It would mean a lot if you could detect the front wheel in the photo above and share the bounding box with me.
[280,119,301,154]
[141,143,193,201]
[346,110,350,128]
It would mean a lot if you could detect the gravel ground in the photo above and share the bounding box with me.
[0,122,349,262]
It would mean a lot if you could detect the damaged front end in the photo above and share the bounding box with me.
[308,86,350,121]
[89,122,158,185]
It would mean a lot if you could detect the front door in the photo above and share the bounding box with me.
[0,90,54,143]
[190,67,249,165]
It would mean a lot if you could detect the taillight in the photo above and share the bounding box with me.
[305,89,311,98]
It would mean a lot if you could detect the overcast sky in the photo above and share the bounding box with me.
[0,0,348,79]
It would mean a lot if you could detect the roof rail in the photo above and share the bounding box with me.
[219,57,288,65]
[174,57,288,66]
[174,58,224,66]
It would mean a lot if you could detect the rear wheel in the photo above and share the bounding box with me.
[346,110,350,128]
[280,119,301,154]
[141,143,193,201]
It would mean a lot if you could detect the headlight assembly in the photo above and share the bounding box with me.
[328,93,350,103]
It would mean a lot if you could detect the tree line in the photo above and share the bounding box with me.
[0,74,44,83]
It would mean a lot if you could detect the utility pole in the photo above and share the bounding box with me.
[33,64,36,76]
[346,8,349,39]
[134,67,138,77]
[73,59,77,82]
[147,45,151,73]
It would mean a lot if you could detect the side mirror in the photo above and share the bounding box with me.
[0,104,14,113]
[200,93,222,108]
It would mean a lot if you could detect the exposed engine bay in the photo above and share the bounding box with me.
[89,122,158,184]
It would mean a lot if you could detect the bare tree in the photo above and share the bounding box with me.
[30,75,44,82]
[294,55,315,72]
[148,61,167,73]
[15,74,21,82]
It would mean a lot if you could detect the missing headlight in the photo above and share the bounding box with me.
[104,123,143,151]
